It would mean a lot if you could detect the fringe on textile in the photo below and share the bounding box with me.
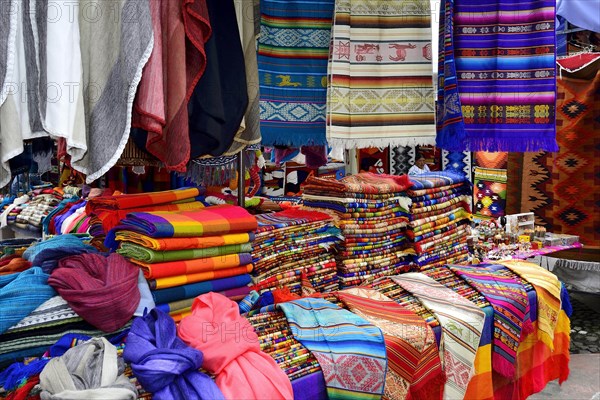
[328,136,436,150]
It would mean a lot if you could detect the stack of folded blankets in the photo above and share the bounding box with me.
[86,188,206,250]
[406,171,472,271]
[302,173,415,289]
[110,205,258,322]
[246,310,322,382]
[250,209,341,295]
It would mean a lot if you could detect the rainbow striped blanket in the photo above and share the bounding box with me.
[450,264,533,378]
[337,288,445,400]
[106,205,257,249]
[278,298,387,399]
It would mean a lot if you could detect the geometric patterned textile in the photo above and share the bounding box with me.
[473,167,507,219]
[506,56,600,248]
[327,0,436,148]
[258,0,335,146]
[436,0,558,152]
[278,298,388,399]
[442,150,472,180]
[390,146,416,175]
[474,152,508,169]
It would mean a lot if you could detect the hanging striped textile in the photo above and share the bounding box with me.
[258,0,335,147]
[327,0,436,148]
[436,0,558,152]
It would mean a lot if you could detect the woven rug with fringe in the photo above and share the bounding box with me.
[436,0,558,152]
[327,0,436,148]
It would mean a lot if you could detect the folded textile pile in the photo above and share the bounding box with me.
[22,234,98,274]
[86,188,205,250]
[406,171,472,270]
[0,296,132,368]
[113,205,258,320]
[303,173,415,289]
[44,198,93,236]
[246,311,322,382]
[250,209,341,295]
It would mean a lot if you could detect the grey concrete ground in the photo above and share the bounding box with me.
[529,354,600,400]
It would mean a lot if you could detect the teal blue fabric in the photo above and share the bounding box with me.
[0,267,56,334]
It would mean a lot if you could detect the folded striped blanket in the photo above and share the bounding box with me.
[147,264,253,290]
[255,209,332,232]
[151,274,253,304]
[94,201,206,233]
[495,260,561,350]
[408,171,468,190]
[407,182,465,197]
[87,188,202,212]
[305,173,413,194]
[115,231,254,251]
[118,242,252,263]
[337,288,445,400]
[278,298,387,399]
[132,253,253,279]
[106,205,257,249]
[450,264,533,378]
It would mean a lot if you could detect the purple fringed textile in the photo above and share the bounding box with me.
[436,0,558,152]
[123,308,224,400]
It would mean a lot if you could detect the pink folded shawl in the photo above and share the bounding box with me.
[178,292,293,399]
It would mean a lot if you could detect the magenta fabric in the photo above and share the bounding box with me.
[48,253,140,332]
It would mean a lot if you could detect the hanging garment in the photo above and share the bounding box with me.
[278,297,388,399]
[123,308,224,400]
[39,337,137,400]
[326,0,436,148]
[225,0,261,155]
[188,0,248,158]
[337,288,445,400]
[392,273,485,400]
[258,0,335,147]
[449,265,533,379]
[0,1,36,188]
[131,0,211,171]
[40,0,88,164]
[178,292,293,399]
[436,0,558,152]
[71,0,153,184]
[556,0,600,33]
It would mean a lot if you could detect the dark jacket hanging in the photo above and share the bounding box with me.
[187,0,248,159]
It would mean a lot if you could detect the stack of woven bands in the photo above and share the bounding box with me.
[250,209,341,295]
[246,310,322,382]
[303,173,415,289]
[406,171,472,271]
[108,205,258,321]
